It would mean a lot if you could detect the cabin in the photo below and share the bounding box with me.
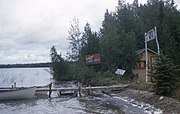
[132,48,158,83]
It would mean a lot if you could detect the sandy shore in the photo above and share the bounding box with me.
[114,88,180,114]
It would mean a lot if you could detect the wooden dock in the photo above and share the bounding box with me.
[36,84,129,91]
[0,83,129,98]
[36,84,129,97]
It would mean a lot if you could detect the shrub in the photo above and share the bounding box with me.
[152,54,179,96]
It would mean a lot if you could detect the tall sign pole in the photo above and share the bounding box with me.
[145,27,160,83]
[155,27,160,55]
[145,33,148,83]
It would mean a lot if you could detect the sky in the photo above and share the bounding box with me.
[0,0,179,64]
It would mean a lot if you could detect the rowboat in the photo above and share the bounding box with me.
[0,86,36,100]
[35,84,49,95]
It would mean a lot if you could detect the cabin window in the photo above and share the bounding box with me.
[140,61,146,68]
[135,61,146,69]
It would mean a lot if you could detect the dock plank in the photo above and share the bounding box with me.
[36,84,129,92]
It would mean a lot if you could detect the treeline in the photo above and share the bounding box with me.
[99,0,180,69]
[67,0,180,71]
[0,62,51,68]
[50,0,180,87]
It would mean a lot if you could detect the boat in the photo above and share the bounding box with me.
[35,84,50,95]
[35,90,48,96]
[0,86,36,100]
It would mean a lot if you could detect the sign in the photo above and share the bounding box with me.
[85,53,101,65]
[145,28,156,42]
[115,69,126,75]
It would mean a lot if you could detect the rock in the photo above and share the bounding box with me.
[159,96,164,100]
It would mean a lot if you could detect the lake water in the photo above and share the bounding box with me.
[0,68,162,114]
[0,68,51,87]
[0,68,123,114]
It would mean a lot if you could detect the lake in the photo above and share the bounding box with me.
[0,68,123,114]
[0,68,162,114]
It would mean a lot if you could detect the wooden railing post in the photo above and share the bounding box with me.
[14,82,16,90]
[49,82,52,98]
[88,84,92,95]
[57,89,61,97]
[77,82,82,97]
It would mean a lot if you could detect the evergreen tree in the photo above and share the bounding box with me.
[81,23,100,59]
[50,46,68,80]
[100,5,137,77]
[152,54,179,96]
[100,9,119,70]
[67,17,82,61]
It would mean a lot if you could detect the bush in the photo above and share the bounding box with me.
[68,61,97,84]
[152,54,179,96]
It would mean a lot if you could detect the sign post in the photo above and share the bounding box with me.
[155,27,160,55]
[145,27,160,83]
[145,33,148,83]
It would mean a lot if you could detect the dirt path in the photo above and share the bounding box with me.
[114,89,180,114]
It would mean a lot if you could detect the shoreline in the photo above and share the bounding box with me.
[113,88,180,114]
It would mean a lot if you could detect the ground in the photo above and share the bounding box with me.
[114,88,180,114]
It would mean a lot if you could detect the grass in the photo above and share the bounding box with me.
[172,89,180,101]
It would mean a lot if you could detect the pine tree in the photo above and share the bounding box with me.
[152,54,178,96]
[50,46,68,80]
[81,23,100,57]
[67,17,82,61]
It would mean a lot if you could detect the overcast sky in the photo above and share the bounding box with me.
[0,0,179,64]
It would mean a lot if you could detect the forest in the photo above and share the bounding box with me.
[50,0,180,96]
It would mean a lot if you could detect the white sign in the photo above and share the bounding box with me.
[115,69,126,75]
[145,28,156,42]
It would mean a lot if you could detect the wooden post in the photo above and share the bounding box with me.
[88,84,92,95]
[14,82,16,90]
[11,85,14,90]
[49,82,52,98]
[73,90,78,97]
[77,82,82,97]
[57,89,61,97]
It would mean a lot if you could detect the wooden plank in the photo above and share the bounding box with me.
[36,84,129,92]
[36,88,78,91]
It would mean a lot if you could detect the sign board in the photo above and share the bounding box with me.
[85,53,101,65]
[115,69,126,75]
[145,28,156,42]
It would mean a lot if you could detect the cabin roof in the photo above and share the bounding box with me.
[136,48,158,55]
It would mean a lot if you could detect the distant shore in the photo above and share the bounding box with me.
[0,62,51,68]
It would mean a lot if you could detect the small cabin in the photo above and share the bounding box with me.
[132,48,158,83]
